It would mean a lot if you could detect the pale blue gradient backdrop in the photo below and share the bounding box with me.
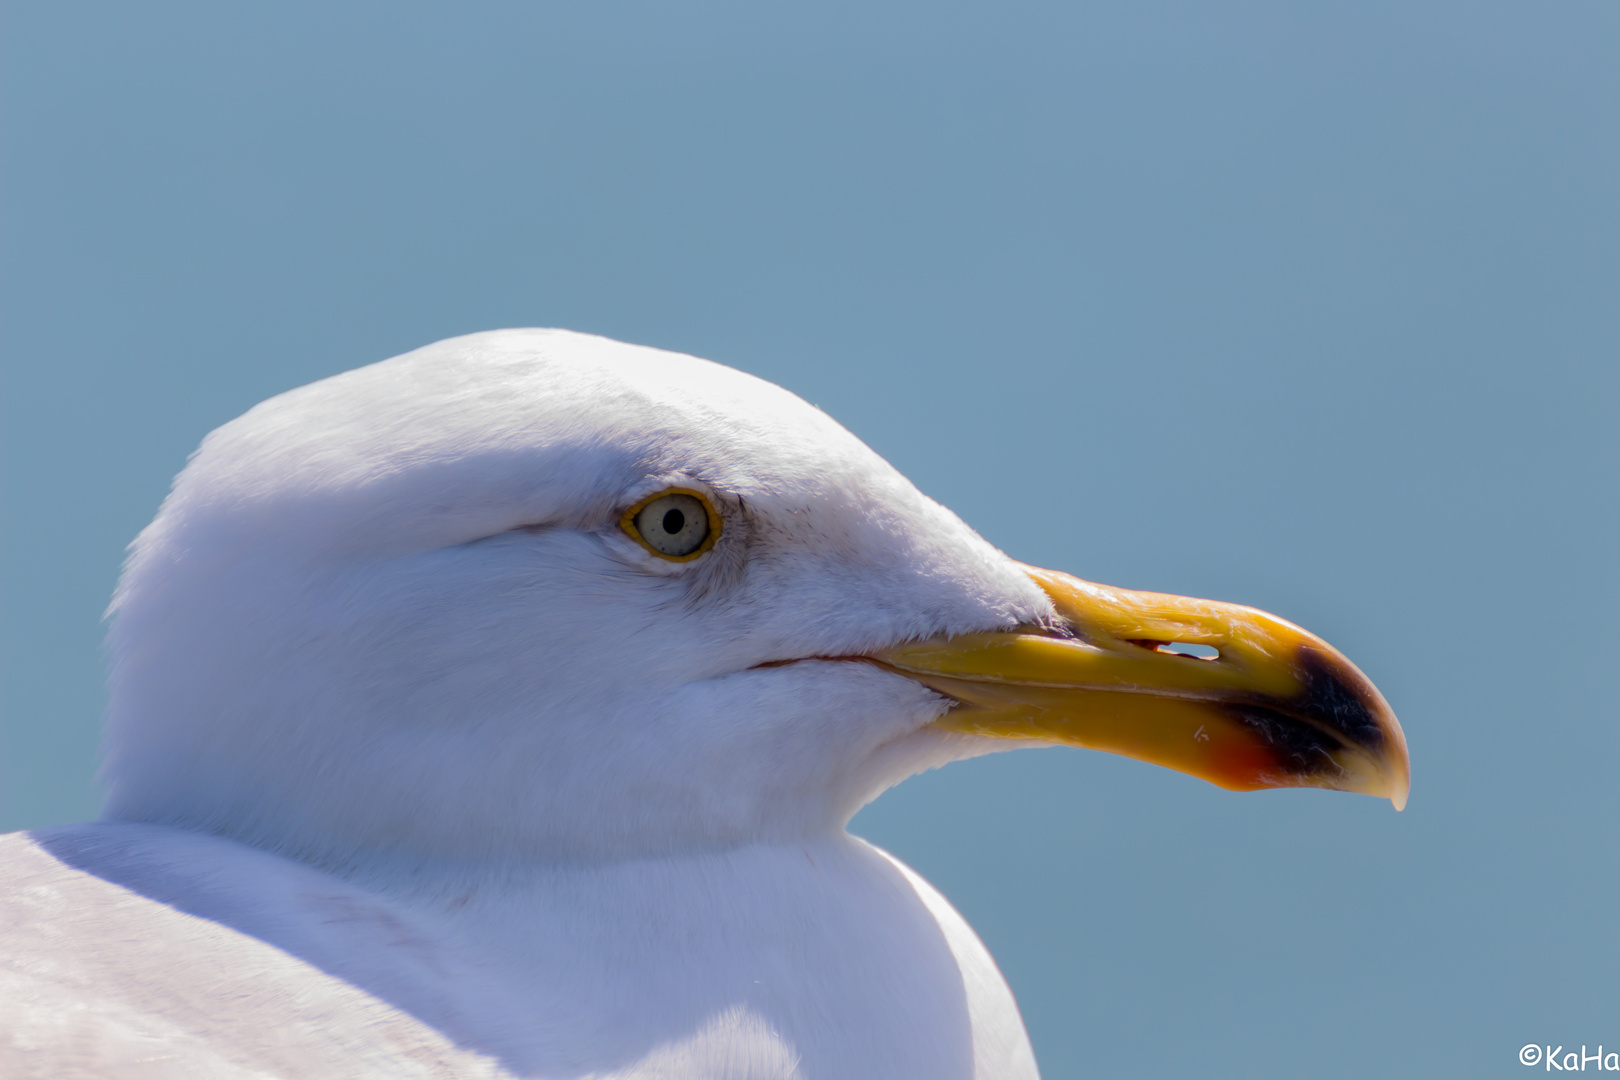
[3,3,1616,1076]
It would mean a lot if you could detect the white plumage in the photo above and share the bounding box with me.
[4,330,1051,1078]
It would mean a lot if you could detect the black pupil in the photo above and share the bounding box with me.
[661,508,686,534]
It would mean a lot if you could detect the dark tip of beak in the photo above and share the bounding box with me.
[1213,646,1390,779]
[1295,645,1387,752]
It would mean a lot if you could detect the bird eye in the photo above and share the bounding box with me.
[621,490,718,560]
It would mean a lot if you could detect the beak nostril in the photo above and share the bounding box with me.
[1129,639,1220,661]
[1165,642,1219,660]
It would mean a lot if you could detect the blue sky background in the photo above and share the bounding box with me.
[2,3,1615,1076]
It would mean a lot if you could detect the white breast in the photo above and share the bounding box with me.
[2,824,1037,1080]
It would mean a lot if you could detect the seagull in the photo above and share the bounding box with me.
[0,330,1409,1079]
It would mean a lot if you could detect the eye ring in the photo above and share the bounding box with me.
[619,488,722,561]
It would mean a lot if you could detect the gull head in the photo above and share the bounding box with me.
[100,329,1408,871]
[100,330,1053,865]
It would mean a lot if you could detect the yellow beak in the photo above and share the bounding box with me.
[872,565,1410,810]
